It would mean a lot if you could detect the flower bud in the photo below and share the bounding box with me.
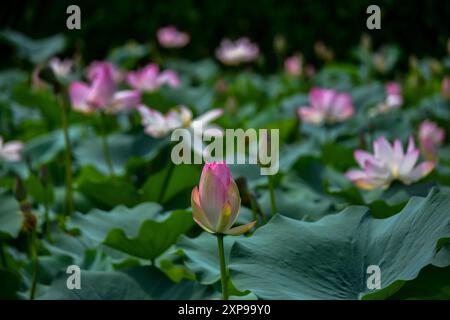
[191,162,255,235]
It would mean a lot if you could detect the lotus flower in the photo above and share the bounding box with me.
[48,57,73,78]
[69,63,140,114]
[138,105,223,138]
[215,38,259,66]
[369,82,403,116]
[419,120,445,160]
[0,137,23,162]
[191,162,256,235]
[127,64,180,92]
[157,26,190,48]
[346,136,435,190]
[442,77,450,101]
[297,88,354,125]
[284,54,302,77]
[87,61,123,83]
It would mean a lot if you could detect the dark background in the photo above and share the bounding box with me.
[1,0,449,69]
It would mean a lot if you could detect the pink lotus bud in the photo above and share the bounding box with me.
[385,82,403,109]
[442,77,450,101]
[284,54,302,77]
[157,26,190,48]
[419,120,445,160]
[191,162,255,235]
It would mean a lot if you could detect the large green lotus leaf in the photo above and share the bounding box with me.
[68,203,194,260]
[141,163,201,206]
[177,233,239,285]
[0,193,23,238]
[432,241,450,268]
[123,266,216,300]
[39,267,215,300]
[258,179,335,221]
[39,270,151,300]
[161,84,214,113]
[74,132,164,176]
[388,265,450,300]
[165,58,219,82]
[76,166,141,208]
[1,30,65,64]
[229,188,450,299]
[0,268,21,299]
[20,126,82,169]
[107,43,150,69]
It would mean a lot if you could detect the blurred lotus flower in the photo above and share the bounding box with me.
[87,61,123,83]
[32,57,73,90]
[0,137,23,162]
[191,162,256,235]
[69,63,140,113]
[419,120,445,160]
[346,136,435,190]
[297,88,354,125]
[370,82,403,116]
[442,76,450,101]
[284,54,302,77]
[385,82,403,108]
[127,64,180,92]
[48,57,73,78]
[138,105,223,138]
[157,26,190,48]
[216,38,259,66]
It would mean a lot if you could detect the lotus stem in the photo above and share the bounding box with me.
[99,112,115,177]
[216,234,229,300]
[60,95,74,216]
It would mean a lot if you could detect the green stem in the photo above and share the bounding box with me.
[157,161,175,203]
[29,230,39,300]
[100,113,115,177]
[61,96,74,216]
[268,175,277,216]
[249,193,267,224]
[217,234,229,300]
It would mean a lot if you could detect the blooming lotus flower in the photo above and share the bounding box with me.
[138,105,223,138]
[346,136,435,190]
[419,120,445,160]
[191,162,256,235]
[215,38,259,66]
[0,137,23,162]
[138,105,223,157]
[284,54,302,77]
[87,61,123,83]
[157,26,190,48]
[69,63,140,113]
[127,64,180,92]
[297,88,354,125]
